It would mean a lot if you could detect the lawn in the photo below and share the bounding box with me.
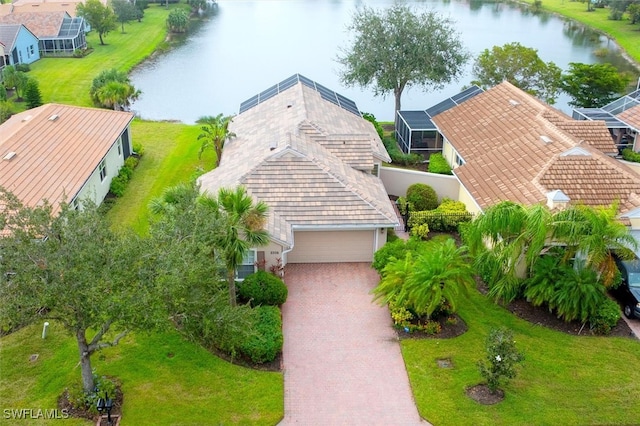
[403,285,640,425]
[105,119,214,234]
[0,323,283,425]
[28,3,177,107]
[520,0,640,64]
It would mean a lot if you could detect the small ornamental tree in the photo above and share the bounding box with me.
[477,328,524,394]
[406,183,438,211]
[24,78,43,109]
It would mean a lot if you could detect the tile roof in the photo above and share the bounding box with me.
[0,11,67,38]
[432,81,640,214]
[0,4,13,17]
[618,104,640,130]
[198,81,397,248]
[0,104,134,214]
[12,2,82,17]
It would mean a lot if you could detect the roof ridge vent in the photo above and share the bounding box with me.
[3,151,17,161]
[48,114,59,121]
[21,115,32,122]
[540,135,552,144]
[509,99,519,106]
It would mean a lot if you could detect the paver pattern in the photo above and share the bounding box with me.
[279,263,427,425]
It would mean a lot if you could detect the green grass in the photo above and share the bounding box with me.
[403,287,640,425]
[105,119,214,234]
[520,0,640,64]
[28,4,175,107]
[0,323,283,425]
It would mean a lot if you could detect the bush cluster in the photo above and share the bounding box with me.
[382,137,423,166]
[622,148,640,163]
[237,271,288,306]
[590,298,621,335]
[406,183,438,211]
[372,237,424,273]
[427,153,453,175]
[239,305,283,364]
[66,373,117,415]
[109,155,140,197]
[408,199,473,233]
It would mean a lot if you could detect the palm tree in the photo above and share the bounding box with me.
[200,186,269,306]
[552,203,637,287]
[196,114,236,166]
[373,239,474,318]
[96,80,140,110]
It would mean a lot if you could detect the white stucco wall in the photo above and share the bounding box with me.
[74,133,127,206]
[380,166,460,200]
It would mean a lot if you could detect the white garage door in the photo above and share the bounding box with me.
[287,230,375,263]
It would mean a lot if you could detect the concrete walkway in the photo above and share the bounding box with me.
[279,263,427,425]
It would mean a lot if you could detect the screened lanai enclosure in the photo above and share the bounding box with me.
[39,17,86,56]
[572,88,640,154]
[395,86,483,161]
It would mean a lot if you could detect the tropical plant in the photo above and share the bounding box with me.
[371,237,423,273]
[472,42,562,104]
[337,3,469,119]
[477,327,524,394]
[551,267,606,323]
[373,239,474,318]
[196,114,235,166]
[96,80,140,110]
[199,186,270,306]
[76,0,117,45]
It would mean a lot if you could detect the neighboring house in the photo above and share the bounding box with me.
[0,41,5,72]
[198,74,398,273]
[0,3,12,17]
[395,86,483,160]
[572,88,640,153]
[0,11,86,56]
[431,81,640,220]
[0,103,134,214]
[12,1,84,18]
[0,24,40,65]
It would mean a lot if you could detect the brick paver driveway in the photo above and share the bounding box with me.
[279,263,426,425]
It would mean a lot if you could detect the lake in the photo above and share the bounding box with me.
[130,0,640,123]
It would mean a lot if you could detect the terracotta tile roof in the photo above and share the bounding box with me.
[433,81,640,214]
[198,82,397,247]
[12,2,82,17]
[0,4,13,17]
[0,11,67,38]
[0,104,134,214]
[618,104,640,130]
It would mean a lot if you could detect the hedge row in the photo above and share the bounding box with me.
[109,155,140,197]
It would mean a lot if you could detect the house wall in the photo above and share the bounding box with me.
[442,139,457,168]
[380,166,460,200]
[260,240,285,274]
[457,183,483,215]
[12,26,39,65]
[73,129,130,206]
[619,159,640,175]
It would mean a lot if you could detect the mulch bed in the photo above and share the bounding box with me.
[395,313,468,340]
[58,379,123,424]
[466,384,504,405]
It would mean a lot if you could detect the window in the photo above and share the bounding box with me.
[99,160,107,181]
[72,198,80,210]
[236,250,256,280]
[29,45,34,56]
[117,139,122,156]
[455,154,465,167]
[371,163,379,177]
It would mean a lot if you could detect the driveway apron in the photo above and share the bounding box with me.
[279,263,426,425]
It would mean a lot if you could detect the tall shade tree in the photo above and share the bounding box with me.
[471,42,562,104]
[111,0,138,33]
[0,190,167,394]
[373,239,474,318]
[337,4,469,119]
[200,186,269,306]
[196,114,236,166]
[76,0,117,45]
[561,62,631,108]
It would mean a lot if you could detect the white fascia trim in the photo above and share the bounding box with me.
[292,224,395,231]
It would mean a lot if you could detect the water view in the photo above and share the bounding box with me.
[130,0,639,123]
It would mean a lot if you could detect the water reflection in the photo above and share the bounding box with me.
[130,0,640,123]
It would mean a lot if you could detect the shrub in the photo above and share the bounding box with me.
[15,63,30,72]
[0,85,6,102]
[237,271,288,306]
[125,155,139,169]
[406,183,438,211]
[421,320,442,335]
[551,268,606,323]
[622,148,640,163]
[589,297,621,335]
[477,327,524,393]
[132,142,145,156]
[362,112,384,140]
[239,306,283,364]
[410,223,429,240]
[427,153,452,175]
[109,174,128,197]
[66,373,117,415]
[390,151,423,166]
[73,49,85,58]
[408,199,472,232]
